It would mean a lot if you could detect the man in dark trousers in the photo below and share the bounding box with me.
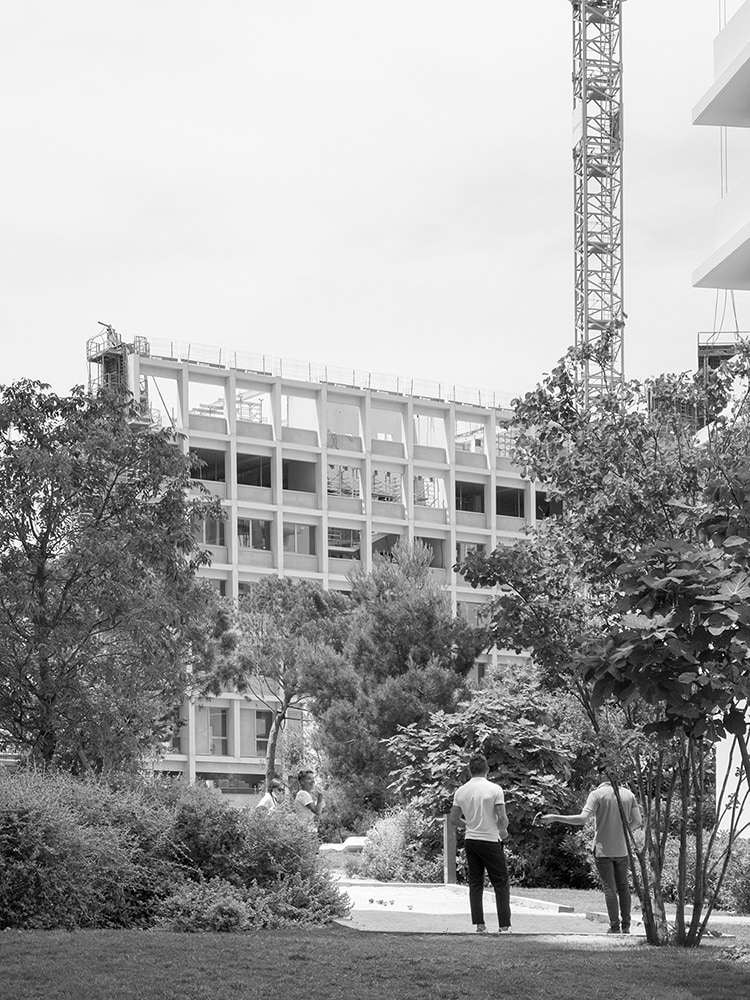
[449,752,511,934]
[539,766,643,934]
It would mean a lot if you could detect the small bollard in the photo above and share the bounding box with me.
[443,814,457,884]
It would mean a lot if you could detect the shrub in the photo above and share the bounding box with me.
[357,806,442,883]
[241,807,320,886]
[156,870,350,932]
[0,770,347,930]
[503,828,596,889]
[256,869,351,926]
[723,838,750,914]
[656,832,750,913]
[0,789,168,929]
[155,878,255,932]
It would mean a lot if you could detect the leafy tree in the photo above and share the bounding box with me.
[387,674,599,886]
[458,345,750,946]
[207,577,349,787]
[0,380,222,772]
[304,541,487,817]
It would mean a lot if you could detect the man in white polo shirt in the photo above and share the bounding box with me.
[449,753,511,934]
[540,766,643,934]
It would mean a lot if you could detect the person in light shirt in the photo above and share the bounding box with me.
[539,765,643,934]
[449,752,511,934]
[255,778,284,813]
[294,769,324,828]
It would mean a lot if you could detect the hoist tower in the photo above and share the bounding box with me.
[570,0,626,404]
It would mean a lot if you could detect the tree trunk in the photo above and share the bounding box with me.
[34,555,57,766]
[264,704,287,788]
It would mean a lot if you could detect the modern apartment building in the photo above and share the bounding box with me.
[693,0,750,292]
[87,328,544,801]
[693,5,750,835]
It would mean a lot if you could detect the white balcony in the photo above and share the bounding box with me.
[693,171,750,288]
[693,1,750,126]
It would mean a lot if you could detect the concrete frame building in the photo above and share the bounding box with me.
[87,329,543,802]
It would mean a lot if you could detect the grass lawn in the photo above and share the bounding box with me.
[515,887,750,946]
[3,924,750,1000]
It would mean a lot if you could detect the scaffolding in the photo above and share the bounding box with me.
[414,475,443,508]
[85,324,153,421]
[697,330,746,377]
[570,0,626,404]
[236,390,264,423]
[371,469,402,503]
[327,464,360,498]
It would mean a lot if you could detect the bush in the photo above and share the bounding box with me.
[356,806,442,883]
[0,770,348,930]
[656,832,750,913]
[502,827,596,889]
[722,838,750,914]
[256,869,351,926]
[314,785,378,843]
[156,878,254,932]
[0,782,174,929]
[242,807,320,886]
[156,869,350,932]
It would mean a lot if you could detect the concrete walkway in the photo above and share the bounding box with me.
[333,879,647,937]
[333,879,748,939]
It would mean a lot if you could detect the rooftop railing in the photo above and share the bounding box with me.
[140,337,515,411]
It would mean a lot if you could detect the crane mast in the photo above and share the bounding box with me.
[570,0,626,404]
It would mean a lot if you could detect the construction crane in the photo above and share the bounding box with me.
[569,0,626,405]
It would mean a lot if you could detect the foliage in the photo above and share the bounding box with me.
[306,541,486,817]
[0,770,180,929]
[721,836,750,914]
[0,770,348,930]
[356,806,443,883]
[0,379,224,772]
[456,343,750,946]
[154,867,350,932]
[210,577,349,786]
[155,877,255,932]
[387,675,599,887]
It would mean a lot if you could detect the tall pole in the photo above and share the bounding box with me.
[571,0,626,405]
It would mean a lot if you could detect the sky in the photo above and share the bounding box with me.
[1,1,745,401]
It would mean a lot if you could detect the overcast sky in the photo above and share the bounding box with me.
[1,1,744,400]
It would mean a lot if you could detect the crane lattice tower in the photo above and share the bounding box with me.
[570,0,626,404]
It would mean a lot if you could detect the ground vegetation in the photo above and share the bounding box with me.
[0,768,347,931]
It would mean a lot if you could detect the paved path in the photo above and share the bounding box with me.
[333,879,646,937]
[333,879,750,939]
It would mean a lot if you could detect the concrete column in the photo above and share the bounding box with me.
[443,815,457,884]
[186,697,197,784]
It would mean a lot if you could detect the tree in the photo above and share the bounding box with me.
[458,345,750,945]
[387,673,599,887]
[304,541,487,817]
[207,576,349,787]
[0,380,222,772]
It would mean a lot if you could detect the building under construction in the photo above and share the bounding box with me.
[87,328,545,801]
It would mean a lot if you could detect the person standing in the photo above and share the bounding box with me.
[539,768,643,934]
[294,769,324,827]
[449,753,511,934]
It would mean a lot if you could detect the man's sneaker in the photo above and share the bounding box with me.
[621,927,631,934]
[606,927,621,934]
[475,924,487,934]
[497,927,512,934]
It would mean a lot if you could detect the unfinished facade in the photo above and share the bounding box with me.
[87,329,547,802]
